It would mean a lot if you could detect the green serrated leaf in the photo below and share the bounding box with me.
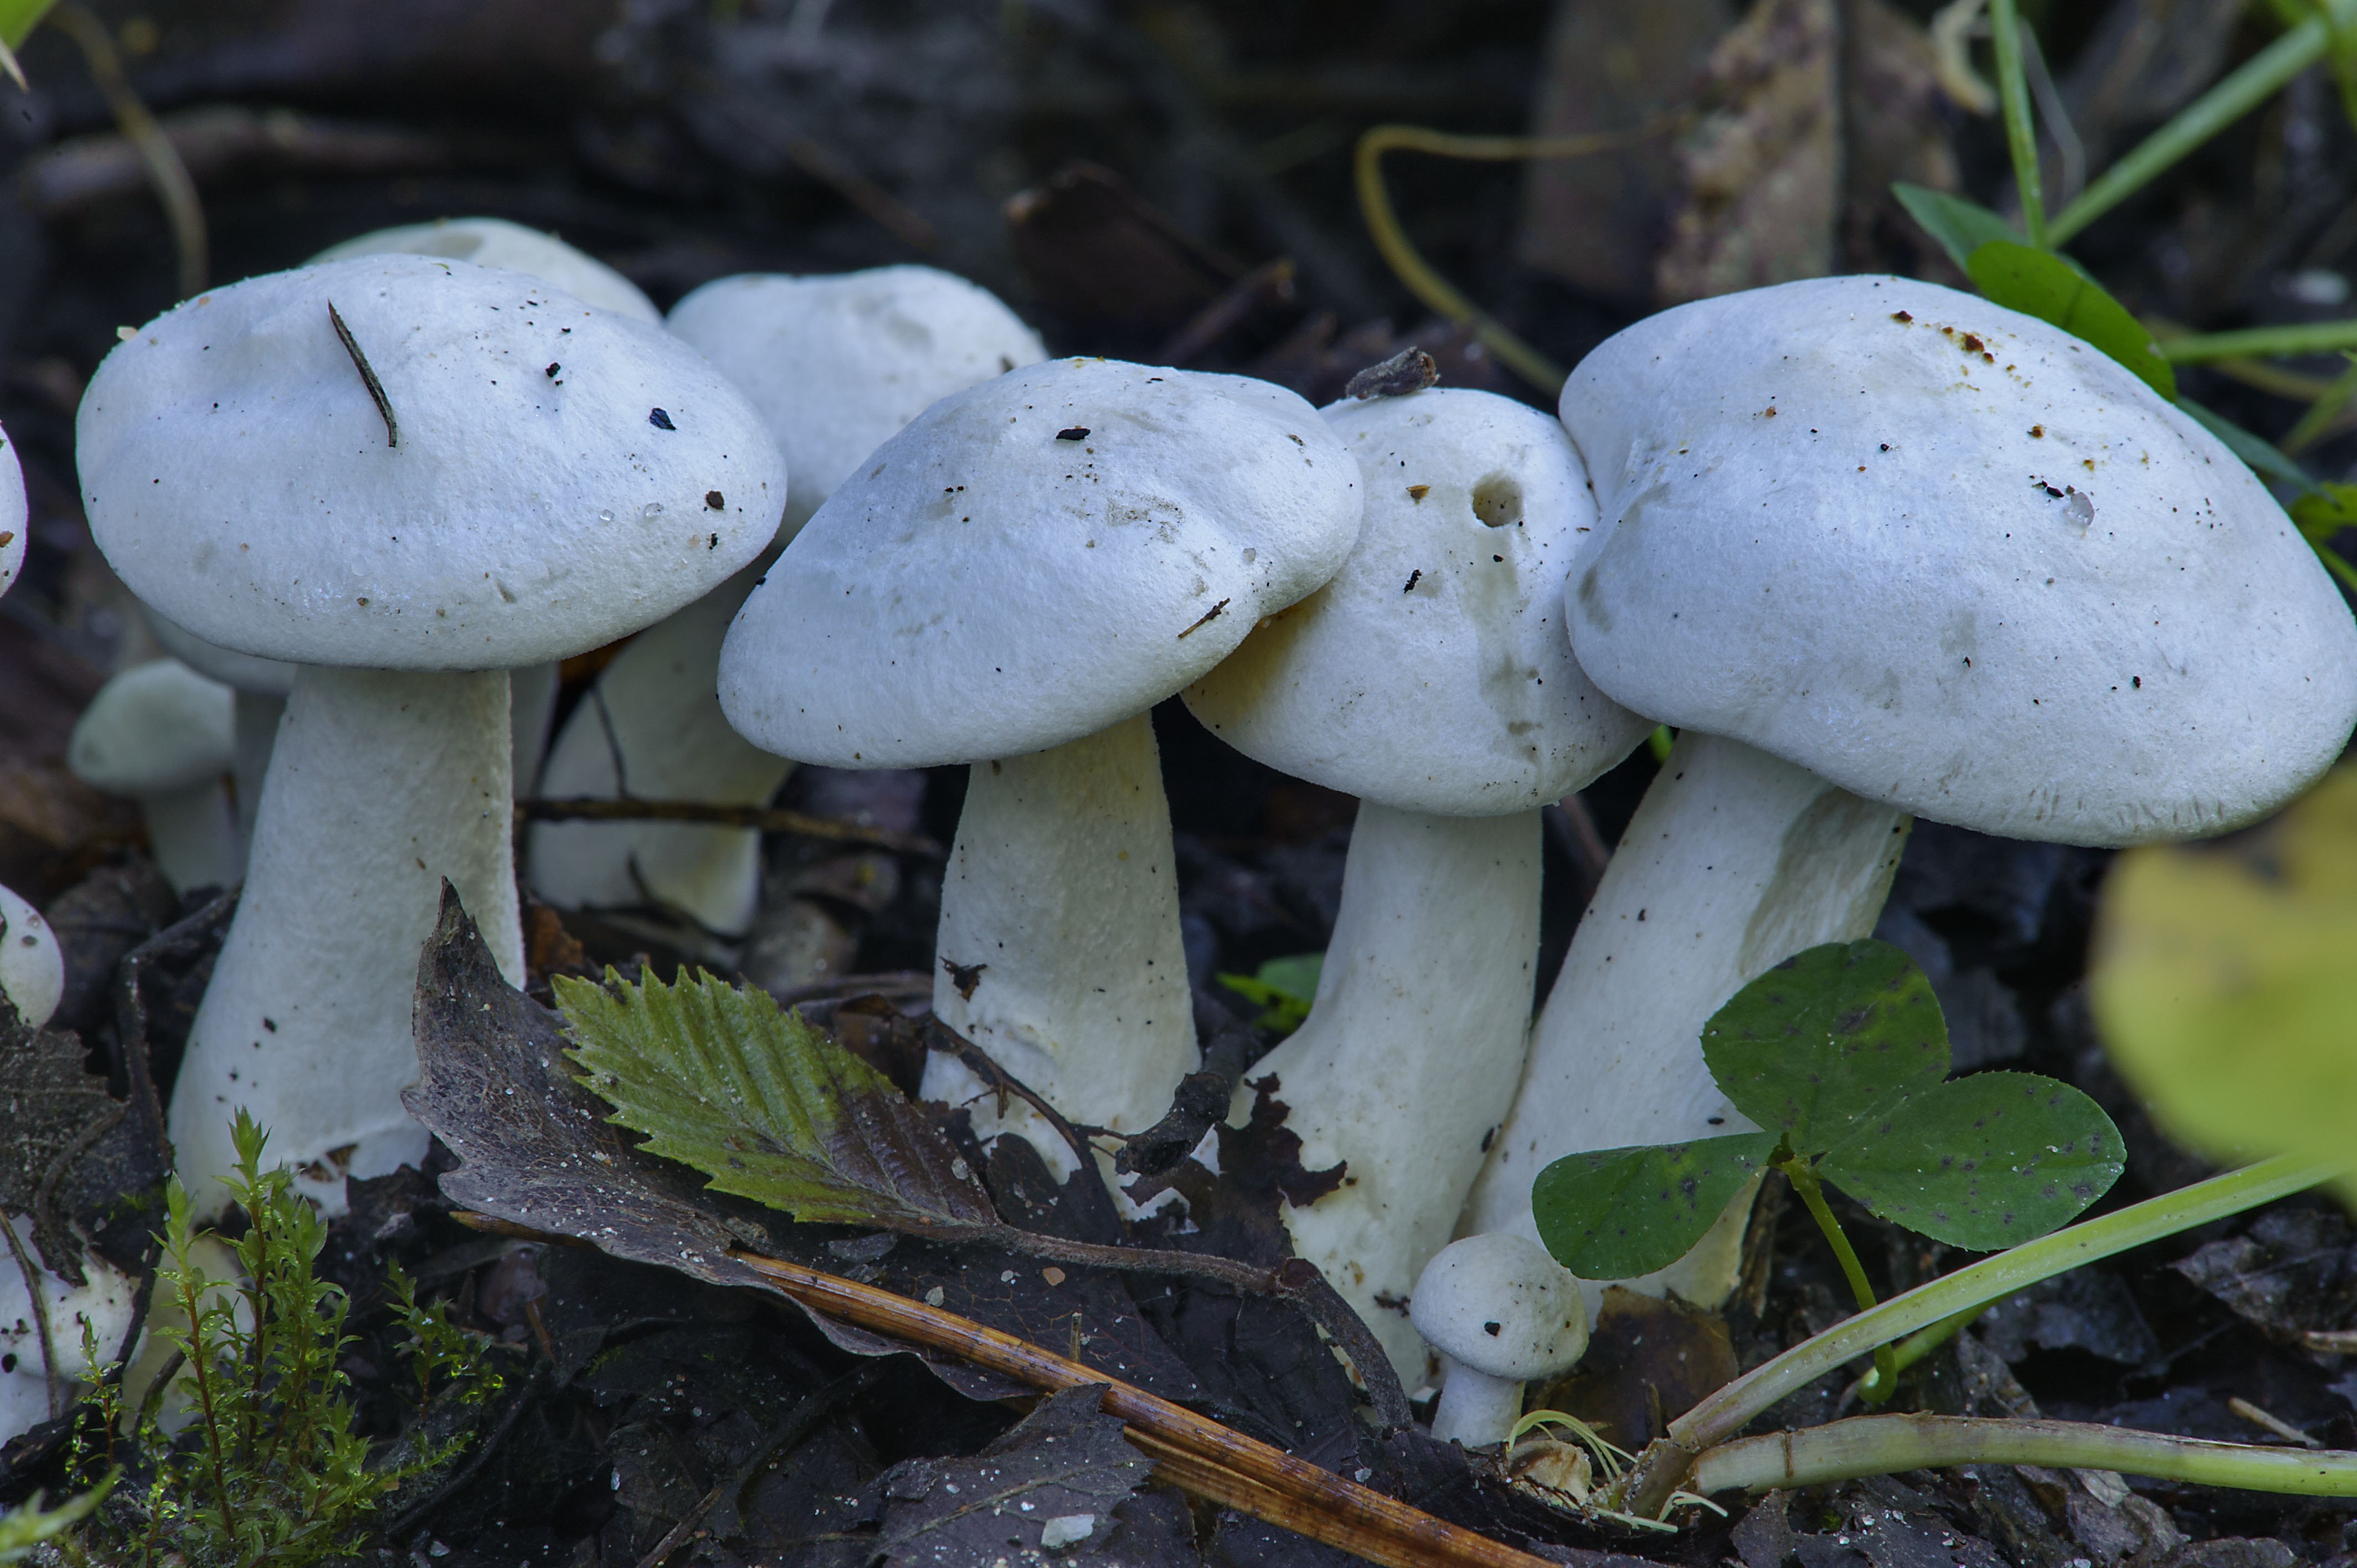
[1818,1072,2123,1250]
[1700,940,1948,1155]
[555,968,1002,1234]
[2174,398,2323,496]
[1531,1132,1778,1280]
[1965,241,2178,400]
[1892,183,2024,274]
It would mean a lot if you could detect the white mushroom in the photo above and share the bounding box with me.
[529,266,1046,951]
[719,358,1362,1163]
[0,421,121,1452]
[307,218,665,792]
[0,420,20,599]
[0,884,61,1030]
[669,267,1047,543]
[1183,388,1645,1380]
[0,423,60,1031]
[0,1224,137,1445]
[79,255,785,1213]
[142,607,294,848]
[69,660,243,895]
[309,216,661,322]
[1465,275,2357,1306]
[1410,1233,1588,1449]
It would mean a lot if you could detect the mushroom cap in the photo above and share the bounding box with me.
[0,883,61,1029]
[1562,275,2357,846]
[1185,389,1649,814]
[668,266,1048,543]
[0,421,22,598]
[143,607,296,697]
[718,358,1363,767]
[310,217,660,323]
[78,255,786,671]
[1410,1232,1589,1381]
[70,660,238,795]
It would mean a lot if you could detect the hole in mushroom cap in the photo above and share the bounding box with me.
[1470,473,1522,529]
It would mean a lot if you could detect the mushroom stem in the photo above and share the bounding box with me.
[920,711,1197,1153]
[138,781,242,895]
[230,690,283,845]
[1464,731,1910,1307]
[1430,1364,1525,1449]
[169,666,523,1216]
[528,569,794,948]
[1232,802,1541,1383]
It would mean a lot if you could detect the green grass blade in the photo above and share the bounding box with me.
[2050,0,2357,245]
[1668,1153,2339,1453]
[2160,319,2357,363]
[1987,0,2048,247]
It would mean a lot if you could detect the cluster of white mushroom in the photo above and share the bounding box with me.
[15,218,2357,1458]
[3,427,143,1446]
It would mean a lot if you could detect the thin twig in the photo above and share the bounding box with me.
[588,685,631,800]
[769,970,934,1007]
[455,1214,1449,1557]
[924,1020,1413,1428]
[1354,121,1679,394]
[724,1245,1556,1567]
[784,137,937,251]
[1157,257,1296,365]
[0,1209,61,1419]
[516,797,940,858]
[2229,1396,2320,1448]
[47,4,205,298]
[326,301,398,448]
[635,1366,881,1568]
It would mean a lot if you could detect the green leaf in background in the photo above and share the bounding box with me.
[0,1482,107,1561]
[2092,762,2357,1211]
[0,0,53,46]
[1700,940,1948,1153]
[2291,481,2357,537]
[1216,952,1323,1034]
[2174,396,2323,496]
[1892,183,2024,274]
[1818,1072,2124,1250]
[2289,482,2357,594]
[555,968,1002,1234]
[0,0,57,89]
[1965,240,2178,400]
[1531,1132,1777,1279]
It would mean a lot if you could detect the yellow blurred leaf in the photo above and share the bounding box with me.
[2090,764,2357,1208]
